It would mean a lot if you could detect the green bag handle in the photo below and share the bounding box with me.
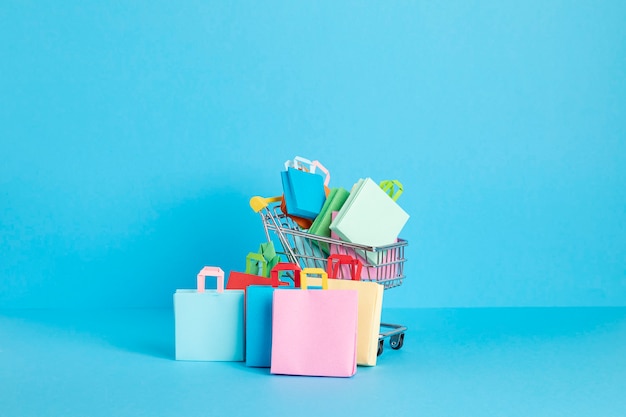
[379,180,404,202]
[266,255,280,276]
[246,242,282,277]
[259,242,280,277]
[245,252,268,277]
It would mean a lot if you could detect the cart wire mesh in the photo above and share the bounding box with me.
[249,195,409,354]
[252,196,408,289]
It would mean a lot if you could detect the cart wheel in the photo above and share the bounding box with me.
[390,333,405,350]
[377,339,384,356]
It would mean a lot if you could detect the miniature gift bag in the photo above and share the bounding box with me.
[227,261,296,365]
[226,244,286,290]
[329,211,400,280]
[243,242,281,278]
[330,178,409,265]
[306,255,384,366]
[246,263,301,367]
[174,266,244,361]
[308,186,350,255]
[281,156,330,220]
[271,268,358,377]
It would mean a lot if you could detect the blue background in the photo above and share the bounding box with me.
[2,0,625,309]
[2,4,626,416]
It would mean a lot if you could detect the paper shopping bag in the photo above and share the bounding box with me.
[281,157,329,220]
[271,268,358,377]
[308,186,350,254]
[246,263,301,367]
[174,266,244,361]
[307,255,384,366]
[227,249,281,290]
[226,269,291,291]
[280,197,314,229]
[330,178,409,265]
[242,242,281,278]
[329,211,400,280]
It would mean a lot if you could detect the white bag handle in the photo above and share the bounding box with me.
[311,160,330,187]
[283,156,330,187]
[284,156,316,172]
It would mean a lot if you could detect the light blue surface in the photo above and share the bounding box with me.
[1,1,625,310]
[1,307,625,417]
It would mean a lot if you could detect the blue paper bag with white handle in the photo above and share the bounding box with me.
[174,266,244,361]
[281,156,329,220]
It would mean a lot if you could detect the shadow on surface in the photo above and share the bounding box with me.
[3,307,626,361]
[0,308,176,360]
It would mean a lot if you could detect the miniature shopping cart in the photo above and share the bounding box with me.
[250,195,408,356]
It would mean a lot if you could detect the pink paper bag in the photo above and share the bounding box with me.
[270,268,358,378]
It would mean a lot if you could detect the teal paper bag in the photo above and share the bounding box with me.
[281,167,326,220]
[245,286,274,367]
[174,266,244,361]
[245,263,301,367]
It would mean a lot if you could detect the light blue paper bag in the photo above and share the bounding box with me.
[174,266,244,361]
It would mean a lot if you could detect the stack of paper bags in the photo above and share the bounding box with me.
[306,255,384,366]
[330,178,409,265]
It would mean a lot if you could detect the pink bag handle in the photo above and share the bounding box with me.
[271,262,302,288]
[196,266,225,293]
[326,254,362,281]
[311,160,331,187]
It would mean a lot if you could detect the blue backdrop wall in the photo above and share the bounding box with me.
[1,1,625,309]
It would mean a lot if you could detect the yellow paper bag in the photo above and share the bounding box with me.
[306,276,383,366]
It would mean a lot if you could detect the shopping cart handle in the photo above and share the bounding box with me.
[250,196,282,213]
